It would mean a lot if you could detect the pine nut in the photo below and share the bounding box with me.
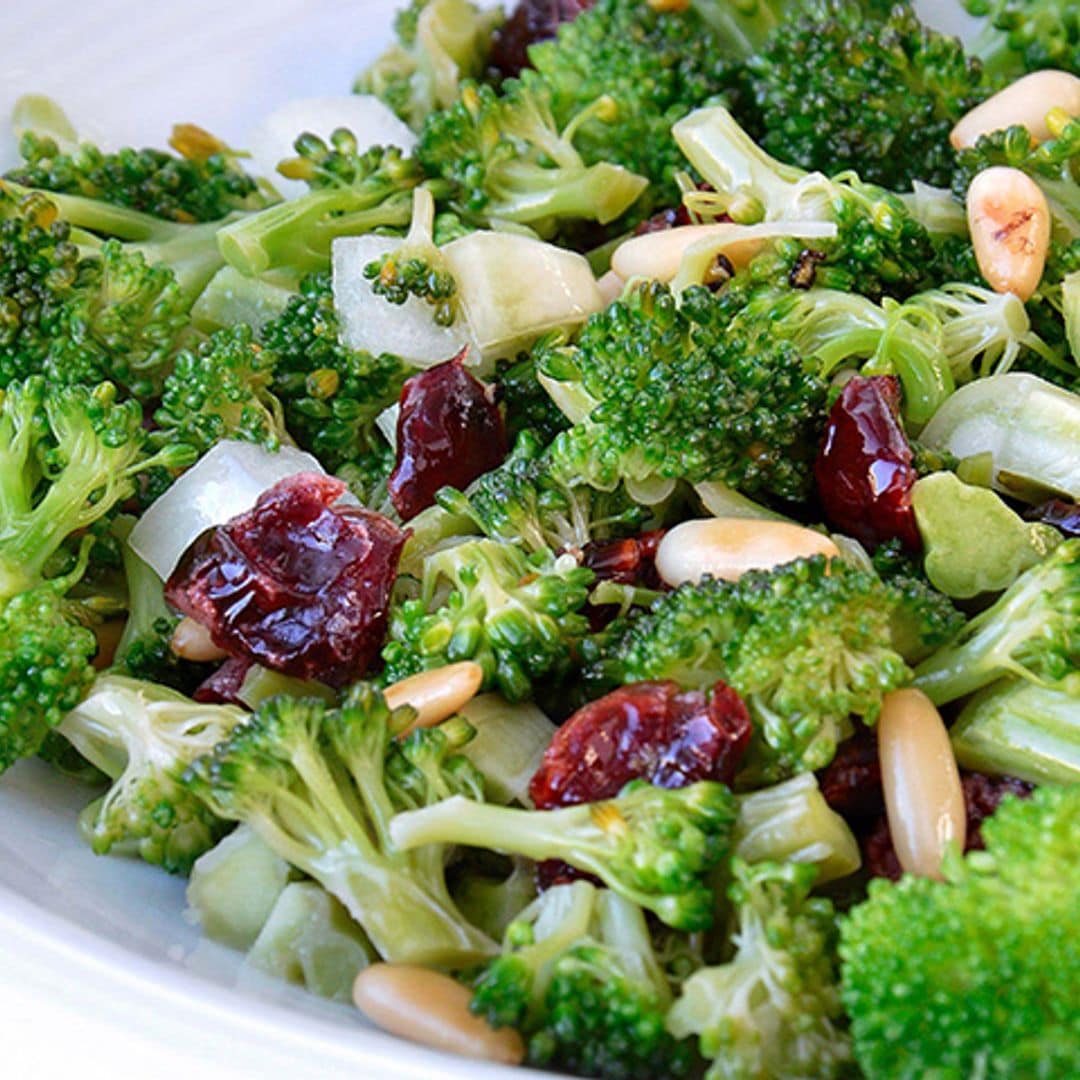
[596,268,625,306]
[611,224,764,284]
[383,661,484,735]
[950,70,1080,149]
[966,167,1050,302]
[353,963,525,1065]
[655,517,840,587]
[878,688,966,880]
[170,616,228,662]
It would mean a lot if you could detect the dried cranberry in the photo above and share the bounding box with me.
[1025,498,1080,538]
[580,529,665,587]
[388,351,508,522]
[815,375,920,551]
[489,0,593,78]
[166,473,406,687]
[530,680,752,809]
[818,727,883,821]
[193,657,253,705]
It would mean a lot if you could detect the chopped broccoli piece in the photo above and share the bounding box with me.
[471,880,695,1079]
[964,0,1080,84]
[913,538,1080,704]
[56,674,248,874]
[185,685,496,966]
[841,783,1080,1078]
[381,538,594,702]
[667,858,851,1080]
[493,356,570,446]
[389,778,738,931]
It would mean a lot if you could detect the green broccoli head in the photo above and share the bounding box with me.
[390,778,738,931]
[185,685,496,966]
[153,324,287,456]
[841,783,1080,1078]
[537,282,829,504]
[472,880,695,1079]
[259,271,410,473]
[587,556,912,783]
[913,537,1080,704]
[57,674,248,874]
[965,0,1080,83]
[382,537,594,702]
[667,858,851,1080]
[493,356,570,446]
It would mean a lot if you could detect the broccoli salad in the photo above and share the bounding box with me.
[2,0,1080,1076]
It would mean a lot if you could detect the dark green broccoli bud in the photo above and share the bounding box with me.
[744,1,984,190]
[667,858,851,1080]
[416,80,648,236]
[390,778,738,930]
[185,685,496,966]
[357,0,503,130]
[471,880,695,1079]
[537,282,828,503]
[913,537,1080,705]
[56,675,249,874]
[437,430,647,556]
[0,583,97,773]
[260,272,411,472]
[153,325,287,456]
[0,376,195,604]
[6,118,265,223]
[523,0,730,212]
[493,355,570,445]
[381,538,594,701]
[871,538,966,664]
[217,135,430,277]
[964,0,1080,84]
[841,783,1080,1078]
[587,556,912,783]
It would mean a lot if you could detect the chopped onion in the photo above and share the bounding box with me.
[128,441,327,580]
[376,401,401,451]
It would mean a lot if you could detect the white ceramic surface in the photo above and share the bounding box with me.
[0,1,979,1075]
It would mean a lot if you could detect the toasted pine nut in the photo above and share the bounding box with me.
[967,167,1050,302]
[611,224,764,284]
[878,688,966,880]
[648,0,690,10]
[596,269,625,306]
[384,661,484,735]
[950,70,1080,149]
[353,963,525,1065]
[655,518,840,587]
[170,616,228,662]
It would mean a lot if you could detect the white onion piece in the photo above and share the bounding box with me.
[246,95,417,200]
[333,235,473,369]
[376,401,401,451]
[128,441,326,580]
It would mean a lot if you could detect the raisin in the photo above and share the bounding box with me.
[165,473,406,687]
[818,727,883,821]
[489,0,593,78]
[388,350,508,522]
[815,374,920,551]
[193,657,252,705]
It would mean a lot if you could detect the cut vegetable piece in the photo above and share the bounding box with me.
[128,441,327,581]
[186,825,291,950]
[236,665,337,711]
[190,266,296,334]
[919,373,1080,501]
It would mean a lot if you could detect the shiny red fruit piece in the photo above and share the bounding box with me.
[165,473,406,687]
[388,350,508,522]
[193,657,252,705]
[815,374,921,551]
[489,0,593,78]
[580,529,665,587]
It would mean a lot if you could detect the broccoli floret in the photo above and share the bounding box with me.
[667,858,851,1080]
[672,105,940,300]
[587,556,911,783]
[743,2,983,190]
[416,80,648,235]
[964,0,1080,84]
[185,685,496,966]
[471,880,695,1079]
[381,538,594,701]
[55,674,248,874]
[6,110,265,222]
[389,778,738,930]
[437,430,647,556]
[913,537,1080,704]
[260,271,411,473]
[153,325,287,456]
[840,783,1080,1078]
[357,0,503,130]
[216,135,428,277]
[536,282,828,503]
[493,355,570,445]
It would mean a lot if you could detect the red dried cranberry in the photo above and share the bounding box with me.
[193,657,253,705]
[388,350,508,522]
[815,375,920,551]
[530,680,752,809]
[580,529,665,587]
[489,0,593,78]
[818,728,884,821]
[166,473,406,687]
[1025,498,1080,538]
